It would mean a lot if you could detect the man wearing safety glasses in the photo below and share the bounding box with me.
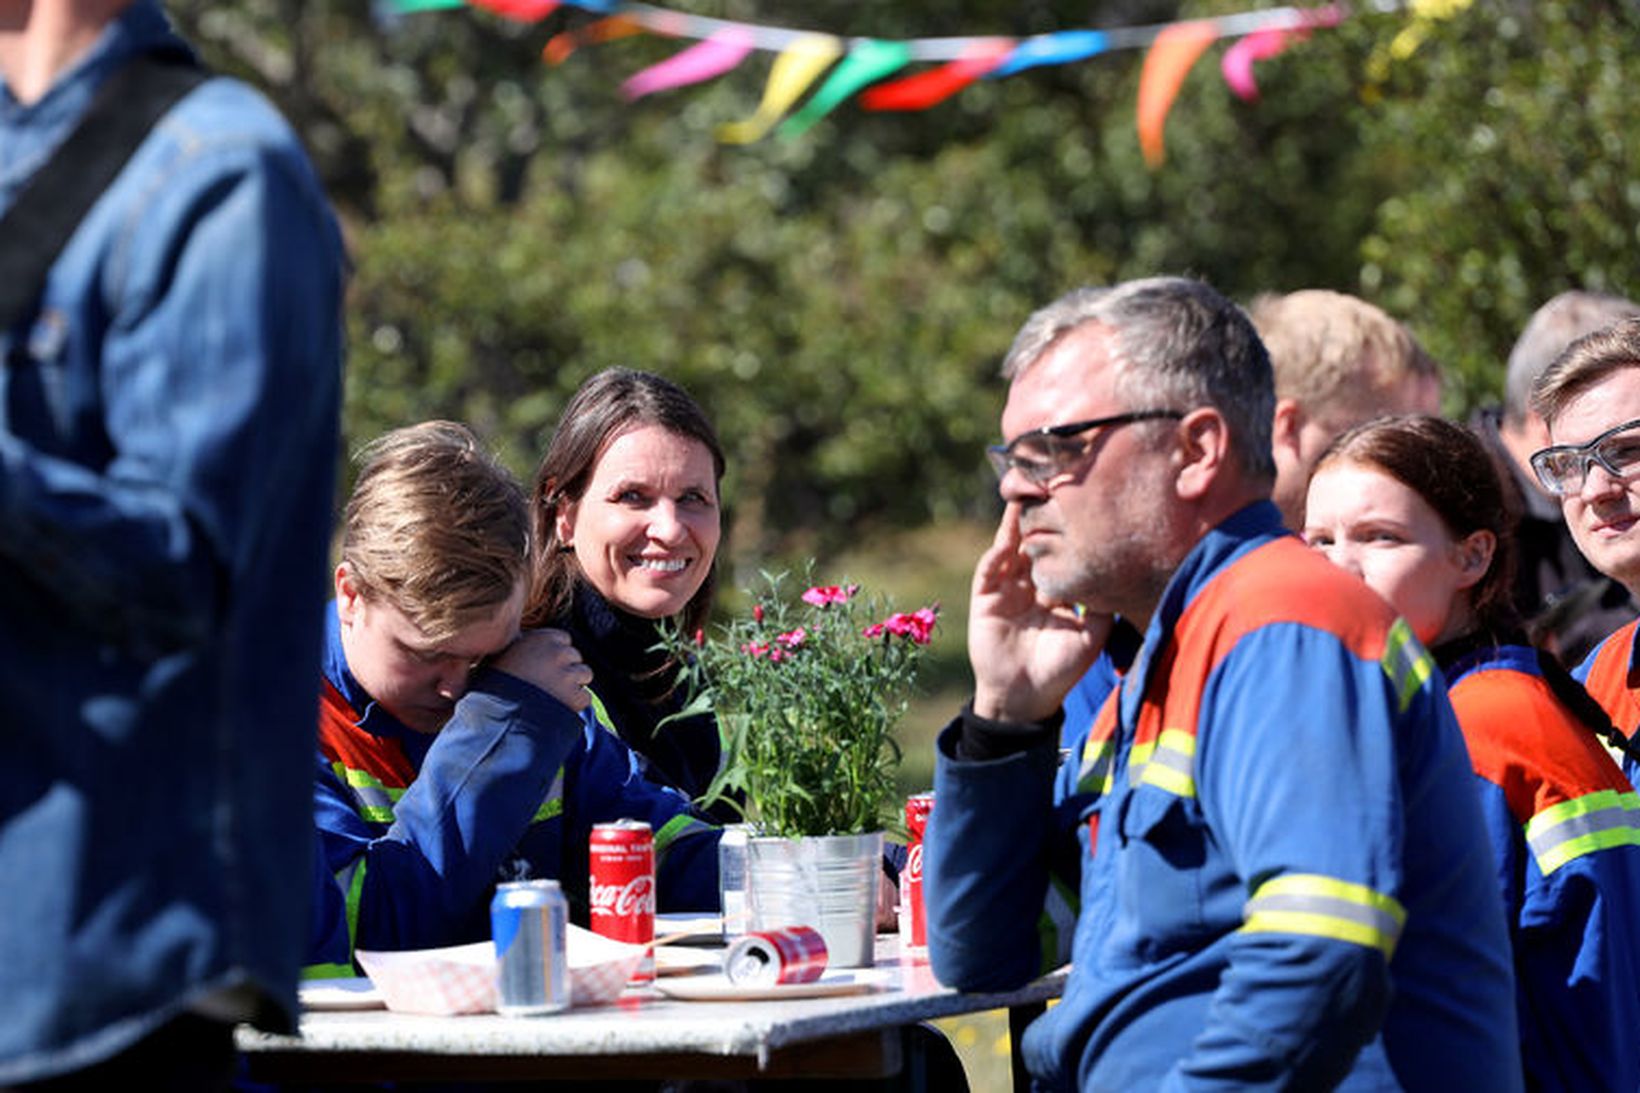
[924,277,1520,1090]
[1530,316,1640,790]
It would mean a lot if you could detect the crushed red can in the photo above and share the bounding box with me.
[723,926,829,987]
[900,792,935,951]
[589,818,655,983]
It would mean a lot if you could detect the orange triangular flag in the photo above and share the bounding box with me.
[1136,21,1218,169]
[544,15,643,65]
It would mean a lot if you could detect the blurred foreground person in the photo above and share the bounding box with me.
[1532,318,1640,790]
[924,277,1520,1090]
[1306,414,1640,1093]
[0,0,343,1086]
[313,422,718,961]
[1477,291,1640,661]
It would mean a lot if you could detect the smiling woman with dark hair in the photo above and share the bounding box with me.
[1304,413,1640,1092]
[525,368,732,816]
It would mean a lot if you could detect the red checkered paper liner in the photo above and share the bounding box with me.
[356,928,647,1014]
[355,941,498,1016]
[566,923,646,1006]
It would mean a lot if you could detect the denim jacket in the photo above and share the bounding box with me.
[0,2,344,1080]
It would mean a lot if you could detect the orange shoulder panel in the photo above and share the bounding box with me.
[317,679,417,790]
[1177,538,1397,664]
[1135,538,1398,748]
[1583,620,1640,736]
[1449,666,1632,825]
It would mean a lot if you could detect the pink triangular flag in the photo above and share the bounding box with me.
[622,27,756,101]
[1221,28,1293,102]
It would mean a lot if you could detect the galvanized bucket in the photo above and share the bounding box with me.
[744,831,882,967]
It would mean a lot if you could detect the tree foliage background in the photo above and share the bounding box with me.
[166,0,1639,562]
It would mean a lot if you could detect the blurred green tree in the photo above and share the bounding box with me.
[163,0,1638,560]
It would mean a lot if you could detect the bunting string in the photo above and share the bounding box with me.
[384,0,1474,161]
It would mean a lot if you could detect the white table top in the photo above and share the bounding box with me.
[237,935,1068,1078]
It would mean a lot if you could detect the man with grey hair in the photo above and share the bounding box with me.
[1476,290,1640,662]
[924,277,1520,1089]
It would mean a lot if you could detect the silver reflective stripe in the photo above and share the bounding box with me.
[1525,790,1640,874]
[1145,742,1193,778]
[1077,736,1114,794]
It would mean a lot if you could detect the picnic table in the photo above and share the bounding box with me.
[236,929,1067,1088]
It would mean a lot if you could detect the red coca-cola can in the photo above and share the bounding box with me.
[589,818,655,983]
[901,792,935,951]
[724,926,829,986]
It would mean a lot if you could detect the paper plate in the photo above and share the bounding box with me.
[654,946,721,977]
[654,912,723,945]
[653,968,889,1002]
[299,976,385,1011]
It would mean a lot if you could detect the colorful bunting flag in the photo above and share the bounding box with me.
[988,30,1109,79]
[387,0,1451,165]
[622,27,755,101]
[777,39,913,138]
[1136,21,1218,169]
[717,34,844,145]
[860,39,1012,112]
[543,14,642,64]
[470,0,562,20]
[1221,28,1293,102]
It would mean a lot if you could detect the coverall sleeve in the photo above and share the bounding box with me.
[344,671,584,952]
[0,142,343,654]
[1171,626,1404,1089]
[569,722,722,911]
[925,719,1071,991]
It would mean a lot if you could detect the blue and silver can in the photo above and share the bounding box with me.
[491,879,569,1016]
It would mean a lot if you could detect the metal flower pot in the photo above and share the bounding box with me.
[744,831,882,968]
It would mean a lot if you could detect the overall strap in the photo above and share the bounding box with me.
[0,47,206,332]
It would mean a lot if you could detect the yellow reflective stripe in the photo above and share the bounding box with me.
[1130,728,1197,797]
[654,812,714,859]
[1381,618,1434,713]
[332,761,403,823]
[341,859,367,961]
[587,688,618,735]
[1241,873,1406,958]
[531,765,566,823]
[1526,789,1640,875]
[1076,734,1114,796]
[301,962,355,981]
[1036,872,1079,973]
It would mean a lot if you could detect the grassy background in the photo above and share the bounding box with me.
[827,518,996,799]
[832,518,1018,1093]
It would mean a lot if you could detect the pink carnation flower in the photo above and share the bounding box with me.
[862,622,886,639]
[801,584,858,607]
[880,607,938,646]
[776,627,807,649]
[741,641,770,659]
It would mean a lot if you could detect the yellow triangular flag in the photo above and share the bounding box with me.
[717,34,844,145]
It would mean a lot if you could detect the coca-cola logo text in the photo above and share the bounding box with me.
[905,844,924,883]
[590,875,655,917]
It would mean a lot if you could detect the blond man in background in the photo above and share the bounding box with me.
[1251,289,1442,529]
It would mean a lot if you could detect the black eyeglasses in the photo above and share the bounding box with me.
[986,409,1184,487]
[1530,417,1640,496]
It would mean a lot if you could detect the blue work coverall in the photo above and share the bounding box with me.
[0,1,343,1080]
[925,503,1522,1090]
[311,606,721,960]
[1444,642,1640,1091]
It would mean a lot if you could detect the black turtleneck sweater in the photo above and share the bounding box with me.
[556,581,737,822]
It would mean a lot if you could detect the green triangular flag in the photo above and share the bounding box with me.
[778,39,914,137]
